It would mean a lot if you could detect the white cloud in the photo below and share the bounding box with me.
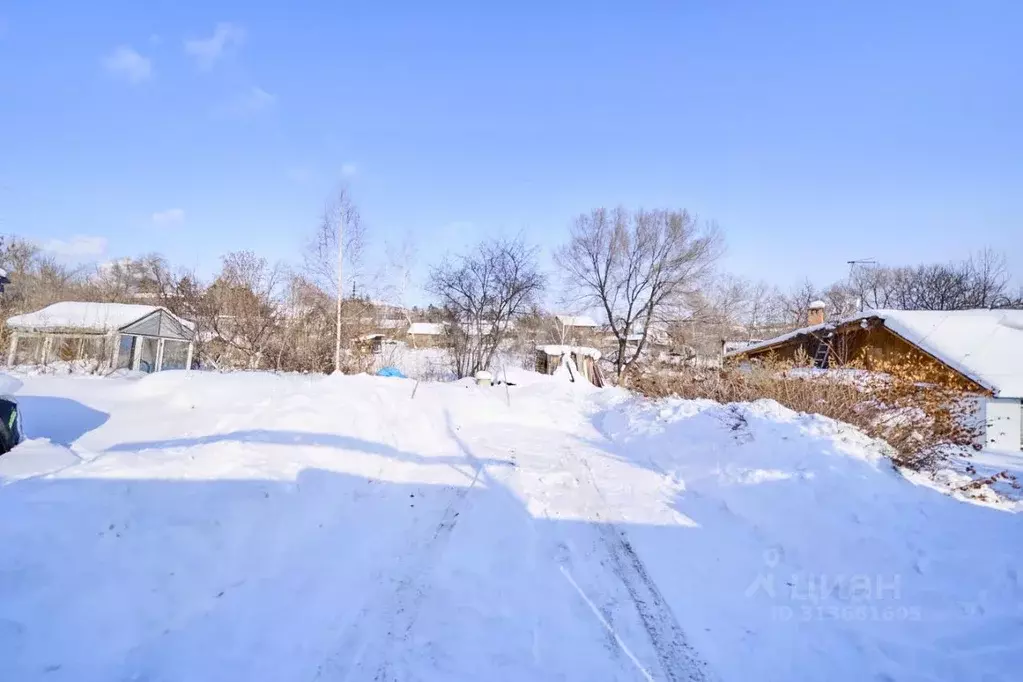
[102,46,152,84]
[184,22,245,69]
[287,167,313,183]
[151,208,185,226]
[244,86,275,110]
[217,86,276,118]
[341,163,358,178]
[42,235,108,260]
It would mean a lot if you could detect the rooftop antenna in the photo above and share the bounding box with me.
[846,259,877,312]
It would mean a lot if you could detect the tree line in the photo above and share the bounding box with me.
[2,189,1019,379]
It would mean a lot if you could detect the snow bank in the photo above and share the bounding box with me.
[597,395,1023,681]
[0,439,81,482]
[0,372,23,395]
[0,372,1020,681]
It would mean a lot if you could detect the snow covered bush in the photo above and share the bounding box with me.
[630,355,982,471]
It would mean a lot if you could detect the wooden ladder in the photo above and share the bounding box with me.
[813,341,830,369]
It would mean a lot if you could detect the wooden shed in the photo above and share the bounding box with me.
[535,345,605,387]
[726,308,1023,453]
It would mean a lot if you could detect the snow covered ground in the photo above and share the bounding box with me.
[1,370,1021,681]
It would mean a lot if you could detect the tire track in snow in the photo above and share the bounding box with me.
[598,523,709,682]
[559,448,713,682]
[559,563,657,682]
[317,468,482,681]
[324,395,711,681]
[316,408,485,681]
[453,414,713,682]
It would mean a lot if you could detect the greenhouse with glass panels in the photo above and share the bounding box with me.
[6,301,195,373]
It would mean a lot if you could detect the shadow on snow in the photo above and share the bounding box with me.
[17,396,109,446]
[105,429,516,470]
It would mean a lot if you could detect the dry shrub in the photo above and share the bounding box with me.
[337,346,376,375]
[629,354,982,471]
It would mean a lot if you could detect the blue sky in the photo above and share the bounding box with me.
[1,1,1020,300]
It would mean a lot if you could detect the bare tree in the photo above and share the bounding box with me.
[965,248,1012,307]
[822,281,859,319]
[778,279,821,329]
[849,249,1017,311]
[303,185,365,373]
[378,236,418,343]
[555,207,722,379]
[273,274,335,372]
[88,253,190,308]
[428,237,545,378]
[742,280,783,339]
[200,251,284,370]
[657,276,787,363]
[0,236,88,342]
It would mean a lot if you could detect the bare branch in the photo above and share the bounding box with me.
[428,236,545,378]
[555,207,723,379]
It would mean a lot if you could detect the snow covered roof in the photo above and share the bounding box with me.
[537,345,602,360]
[879,310,1023,398]
[7,302,195,334]
[725,320,832,357]
[722,339,763,354]
[556,315,599,328]
[808,299,826,309]
[728,308,1023,398]
[407,322,445,336]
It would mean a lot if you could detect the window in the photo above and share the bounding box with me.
[116,335,136,369]
[138,337,159,373]
[161,340,189,370]
[13,337,42,365]
[81,337,108,363]
[52,337,81,362]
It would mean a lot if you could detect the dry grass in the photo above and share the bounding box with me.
[628,356,982,471]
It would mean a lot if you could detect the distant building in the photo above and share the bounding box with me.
[406,322,446,347]
[555,314,599,329]
[7,302,196,373]
[554,314,601,345]
[358,333,386,354]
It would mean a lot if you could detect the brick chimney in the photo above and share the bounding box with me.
[807,300,826,326]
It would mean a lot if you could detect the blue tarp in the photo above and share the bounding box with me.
[376,366,407,378]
